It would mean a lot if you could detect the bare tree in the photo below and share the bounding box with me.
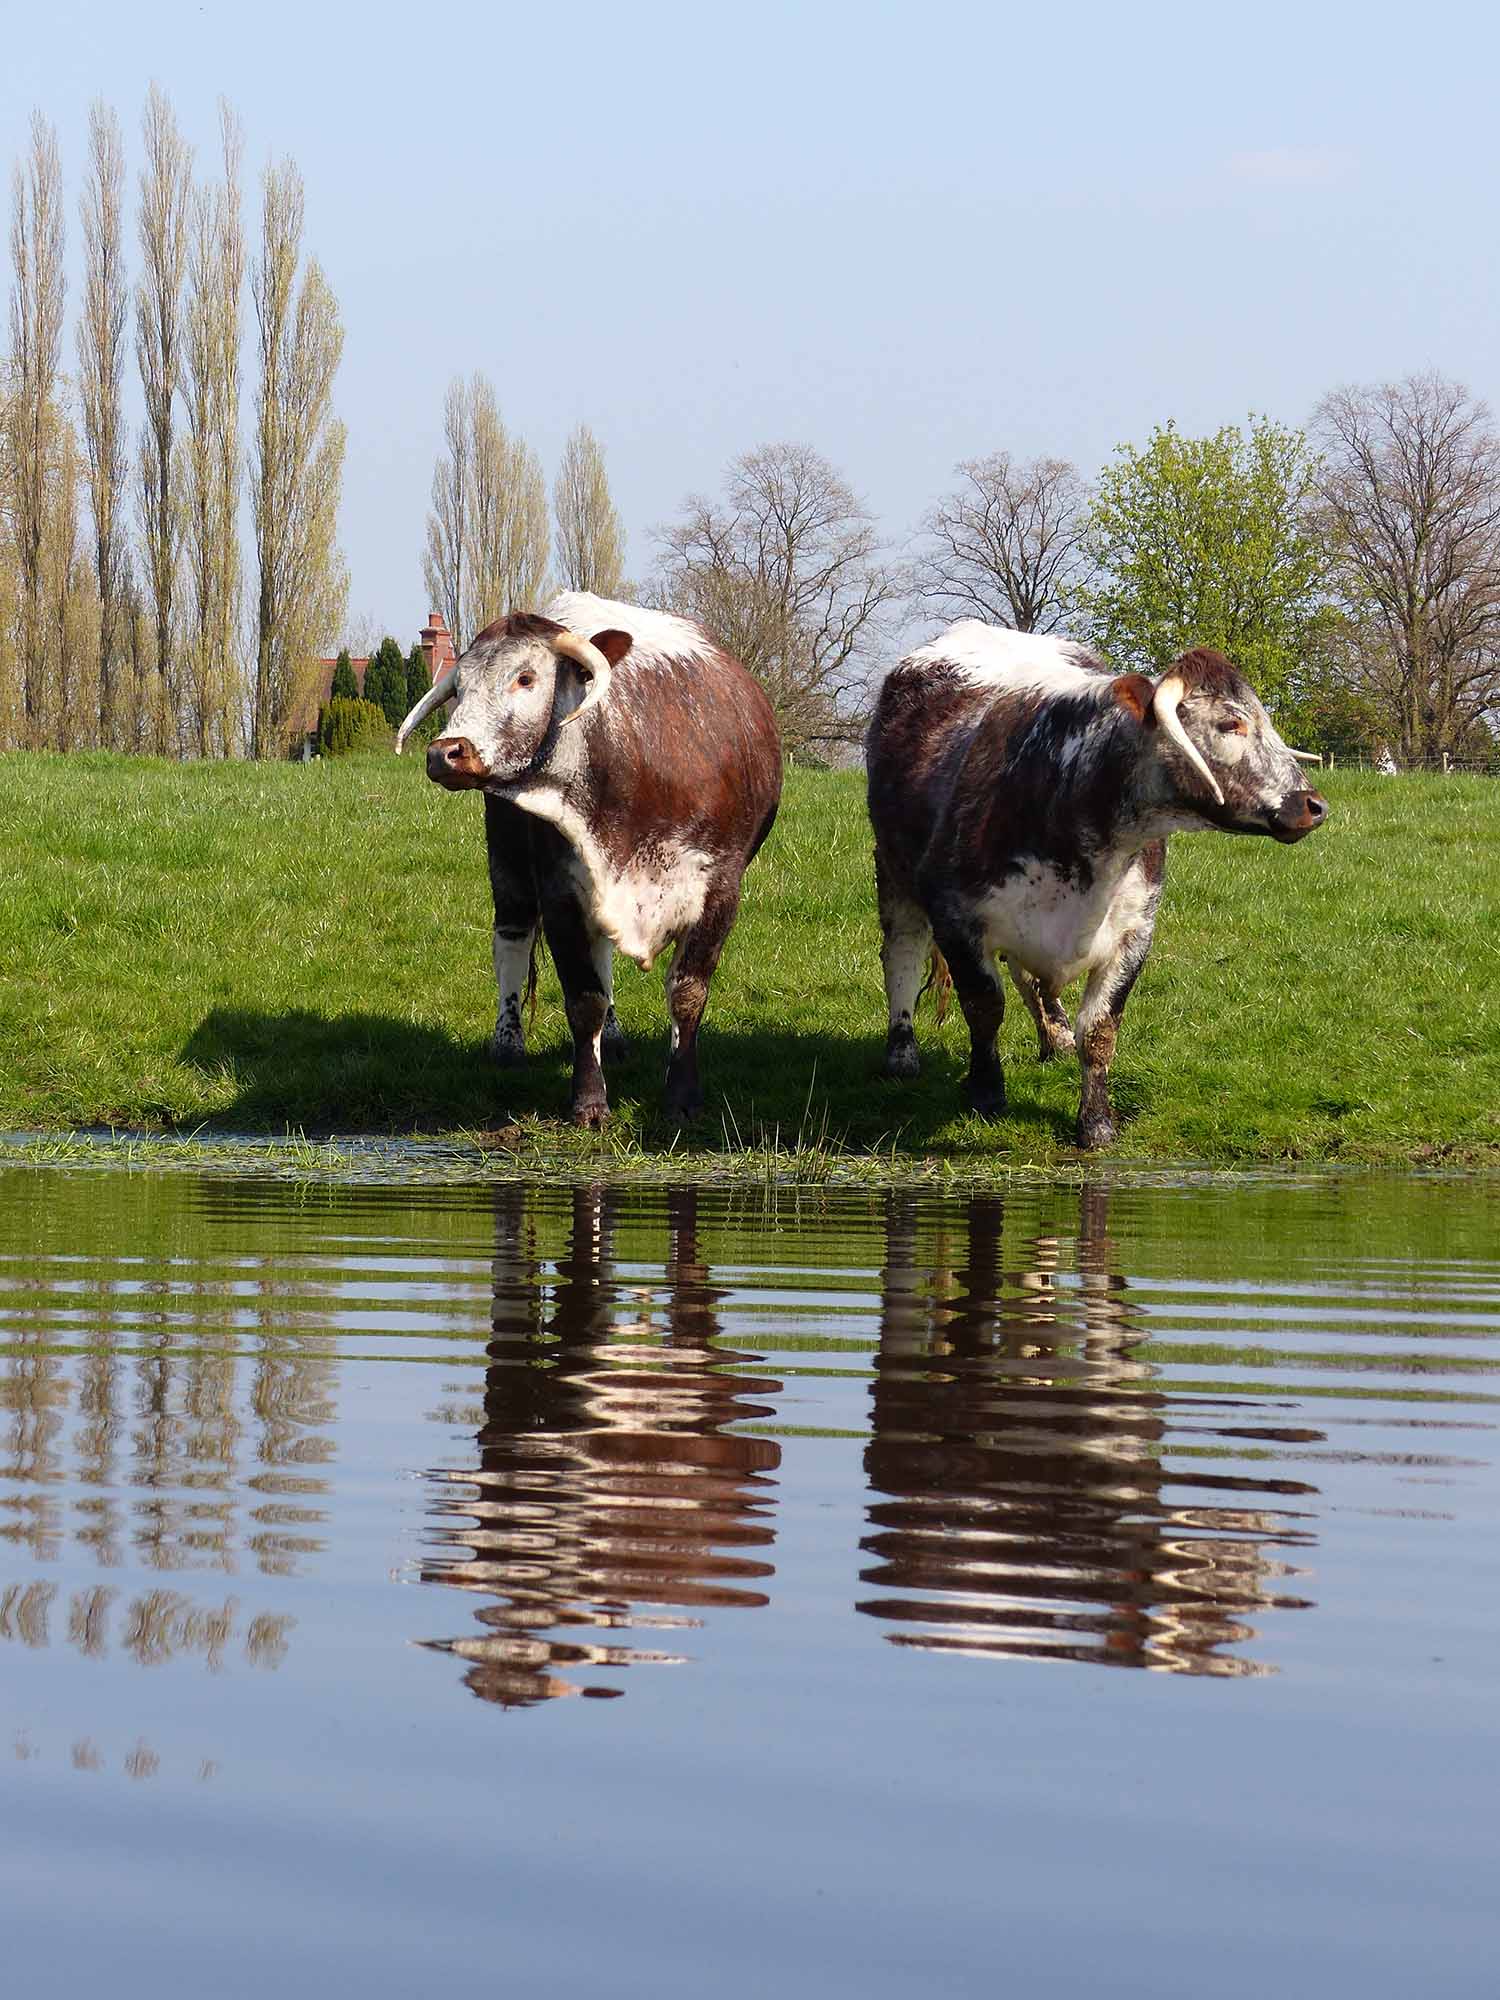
[251,159,347,758]
[1314,372,1500,763]
[6,111,65,742]
[423,376,471,649]
[553,423,625,596]
[78,102,130,749]
[909,451,1091,634]
[462,376,549,637]
[180,102,244,756]
[655,442,899,755]
[135,85,192,751]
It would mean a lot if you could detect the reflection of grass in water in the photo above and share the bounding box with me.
[1,753,1497,1176]
[1144,1342,1500,1375]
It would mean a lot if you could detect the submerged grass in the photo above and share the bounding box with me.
[1,749,1497,1181]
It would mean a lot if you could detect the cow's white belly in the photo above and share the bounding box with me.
[509,784,712,967]
[976,858,1154,986]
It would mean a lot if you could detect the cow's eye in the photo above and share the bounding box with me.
[1218,716,1249,736]
[516,671,535,690]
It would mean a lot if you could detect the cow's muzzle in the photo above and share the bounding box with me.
[1268,789,1328,843]
[426,735,488,789]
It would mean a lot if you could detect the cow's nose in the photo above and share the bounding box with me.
[426,735,485,787]
[1272,788,1328,841]
[1304,791,1328,824]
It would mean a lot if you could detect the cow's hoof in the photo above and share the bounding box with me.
[601,1016,628,1065]
[1075,1116,1117,1151]
[488,1032,526,1068]
[1038,1032,1076,1065]
[964,1079,1006,1121]
[664,1090,704,1125]
[572,1099,609,1130]
[885,1032,920,1080]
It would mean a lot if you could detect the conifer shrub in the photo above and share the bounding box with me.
[330,648,359,702]
[318,696,391,757]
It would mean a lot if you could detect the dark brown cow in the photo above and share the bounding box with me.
[398,592,781,1125]
[866,621,1327,1149]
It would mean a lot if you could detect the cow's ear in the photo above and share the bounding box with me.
[1111,673,1157,723]
[590,628,633,667]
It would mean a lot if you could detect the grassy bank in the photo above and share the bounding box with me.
[1,750,1496,1176]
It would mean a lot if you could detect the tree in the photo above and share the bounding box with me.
[405,641,427,708]
[179,102,244,757]
[1312,372,1500,764]
[654,441,900,756]
[462,375,548,636]
[909,451,1091,633]
[423,375,470,649]
[135,84,192,752]
[554,423,625,596]
[6,111,65,743]
[77,101,129,750]
[422,373,549,649]
[329,646,358,701]
[363,634,408,728]
[251,158,347,758]
[1080,418,1326,707]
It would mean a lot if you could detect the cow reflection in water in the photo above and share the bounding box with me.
[859,1188,1320,1675]
[421,1186,780,1705]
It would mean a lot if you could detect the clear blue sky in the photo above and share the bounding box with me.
[4,0,1491,638]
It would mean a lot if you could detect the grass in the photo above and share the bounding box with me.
[1,749,1497,1180]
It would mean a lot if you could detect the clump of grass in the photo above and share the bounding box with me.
[1,751,1496,1179]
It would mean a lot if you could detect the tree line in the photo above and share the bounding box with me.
[430,374,1500,767]
[0,91,345,758]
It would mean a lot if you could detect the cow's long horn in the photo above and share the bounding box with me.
[1288,747,1322,765]
[551,630,612,726]
[1152,673,1225,806]
[394,663,457,753]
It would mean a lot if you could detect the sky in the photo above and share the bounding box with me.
[3,0,1495,640]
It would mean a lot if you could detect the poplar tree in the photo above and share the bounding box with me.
[78,101,129,749]
[135,84,192,751]
[553,423,625,597]
[251,158,347,758]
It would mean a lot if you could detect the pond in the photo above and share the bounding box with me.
[2,1164,1497,1996]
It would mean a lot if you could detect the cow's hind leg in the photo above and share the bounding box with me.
[933,918,1007,1119]
[662,884,740,1124]
[1006,958,1075,1063]
[484,797,539,1067]
[878,859,932,1080]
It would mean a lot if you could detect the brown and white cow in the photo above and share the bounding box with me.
[866,622,1327,1149]
[397,592,782,1126]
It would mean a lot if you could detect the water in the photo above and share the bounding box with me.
[2,1165,1497,1996]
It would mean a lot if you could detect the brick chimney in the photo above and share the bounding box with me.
[419,610,456,681]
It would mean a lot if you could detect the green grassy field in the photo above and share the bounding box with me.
[1,750,1496,1177]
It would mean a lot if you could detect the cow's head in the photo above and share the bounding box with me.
[1114,648,1327,842]
[396,613,633,788]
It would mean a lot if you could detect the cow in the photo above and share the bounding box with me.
[397,591,782,1127]
[865,622,1328,1150]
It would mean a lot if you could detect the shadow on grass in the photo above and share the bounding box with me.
[178,1005,1076,1154]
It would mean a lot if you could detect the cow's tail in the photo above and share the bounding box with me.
[525,931,541,1026]
[918,945,952,1024]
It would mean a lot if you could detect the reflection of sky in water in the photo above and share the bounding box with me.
[1,1166,1498,1996]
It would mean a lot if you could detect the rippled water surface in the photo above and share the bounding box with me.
[2,1166,1498,1996]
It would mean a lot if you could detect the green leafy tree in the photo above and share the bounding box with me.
[363,635,408,728]
[330,647,358,701]
[317,695,389,755]
[1079,418,1327,709]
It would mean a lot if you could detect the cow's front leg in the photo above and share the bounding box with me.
[1006,958,1075,1063]
[933,919,1006,1119]
[538,880,612,1129]
[596,939,627,1067]
[663,885,739,1123]
[484,796,540,1066]
[1073,931,1152,1150]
